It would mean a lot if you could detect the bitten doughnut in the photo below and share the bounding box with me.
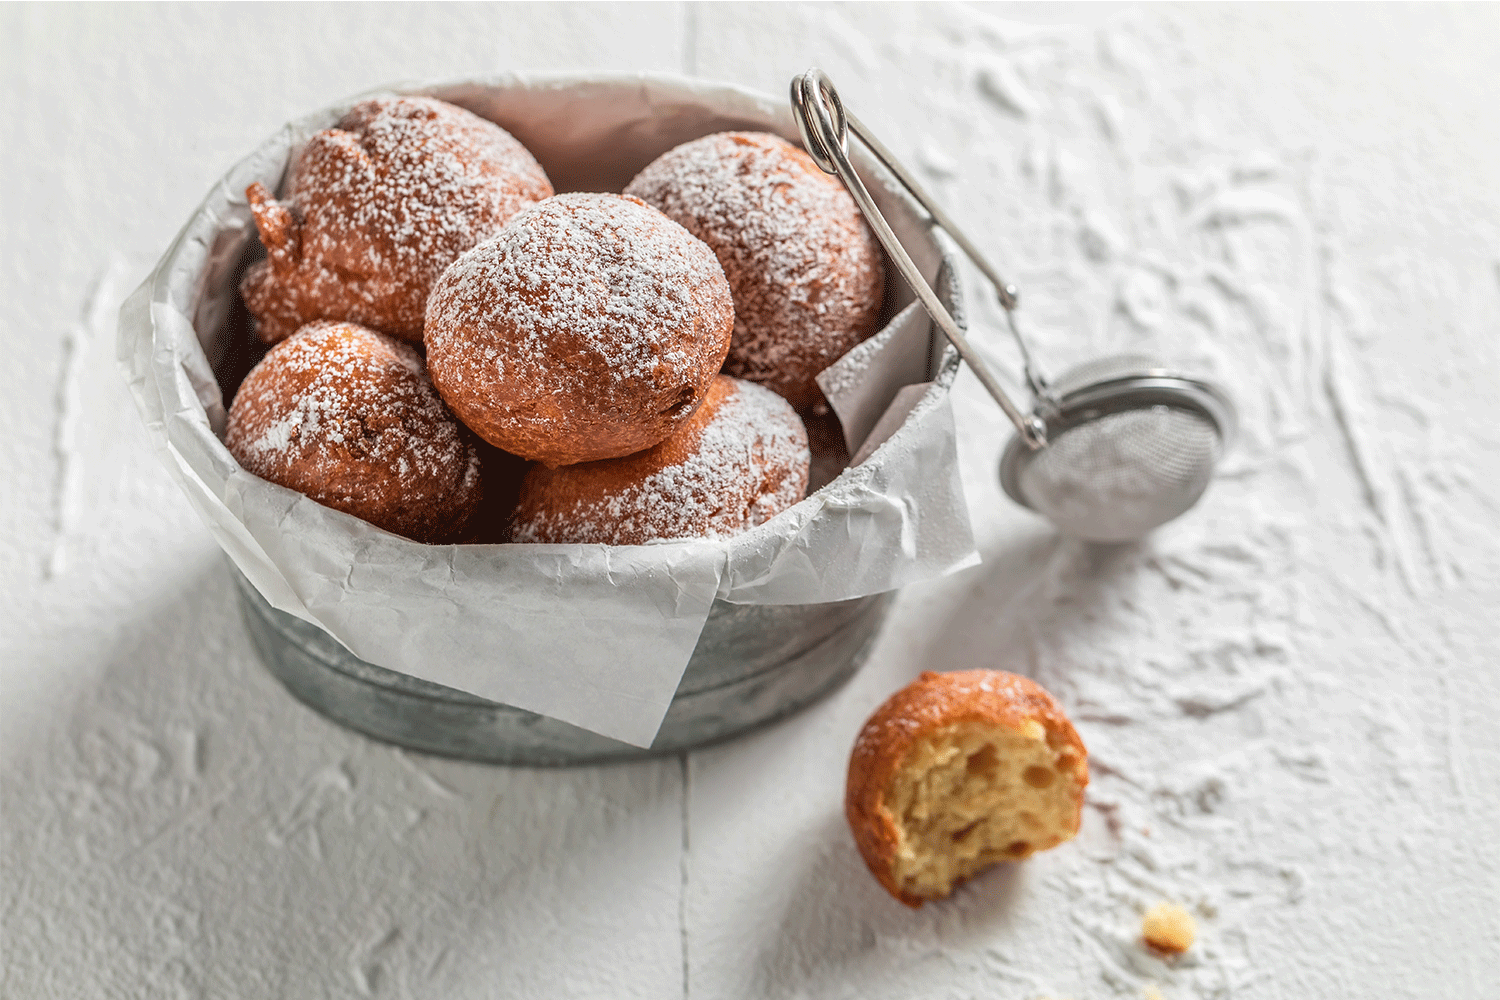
[509,376,809,545]
[226,320,483,544]
[624,131,885,412]
[240,95,553,344]
[846,670,1088,907]
[425,192,735,467]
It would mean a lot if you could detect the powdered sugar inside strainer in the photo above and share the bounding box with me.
[792,69,1236,542]
[999,355,1235,542]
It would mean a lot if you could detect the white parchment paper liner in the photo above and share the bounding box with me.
[118,74,978,747]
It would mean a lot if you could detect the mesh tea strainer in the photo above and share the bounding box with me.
[791,68,1236,543]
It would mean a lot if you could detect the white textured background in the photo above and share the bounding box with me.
[3,4,1498,998]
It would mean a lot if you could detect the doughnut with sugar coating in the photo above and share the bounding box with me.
[226,320,484,543]
[626,131,884,412]
[425,192,735,468]
[509,375,809,545]
[241,95,553,344]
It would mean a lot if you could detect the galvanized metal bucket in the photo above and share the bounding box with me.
[196,75,962,764]
[235,567,896,764]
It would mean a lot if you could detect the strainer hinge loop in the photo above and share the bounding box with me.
[791,68,1047,450]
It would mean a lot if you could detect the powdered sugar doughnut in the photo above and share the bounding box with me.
[624,131,885,412]
[509,376,809,545]
[240,96,553,345]
[226,321,483,544]
[425,192,735,468]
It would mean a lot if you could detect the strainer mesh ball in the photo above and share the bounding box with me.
[1015,405,1221,542]
[1001,355,1233,543]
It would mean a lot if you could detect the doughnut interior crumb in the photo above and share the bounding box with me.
[885,719,1085,900]
[1141,902,1197,954]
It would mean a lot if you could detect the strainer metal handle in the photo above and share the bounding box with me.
[790,68,1048,450]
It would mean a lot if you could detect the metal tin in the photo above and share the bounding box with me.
[208,76,963,764]
[236,567,894,764]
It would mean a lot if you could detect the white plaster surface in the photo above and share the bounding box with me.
[3,3,1498,998]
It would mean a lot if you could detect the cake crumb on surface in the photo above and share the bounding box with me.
[1142,902,1197,955]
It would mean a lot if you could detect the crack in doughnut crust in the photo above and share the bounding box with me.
[508,376,809,546]
[225,321,484,544]
[626,131,885,413]
[240,95,553,345]
[846,670,1089,907]
[424,193,735,468]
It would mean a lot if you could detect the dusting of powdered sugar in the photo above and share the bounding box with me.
[424,192,734,459]
[510,378,810,545]
[240,95,553,343]
[429,193,717,380]
[624,131,885,411]
[225,321,481,543]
